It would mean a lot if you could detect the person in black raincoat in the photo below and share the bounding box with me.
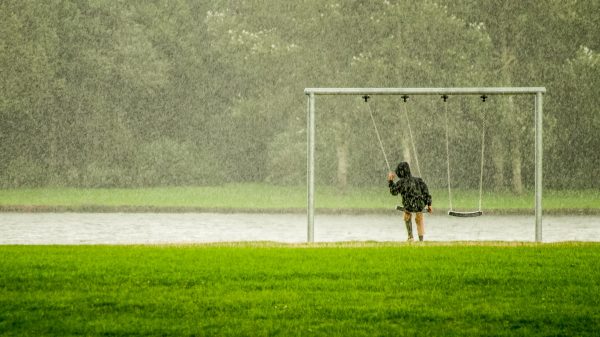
[388,162,432,241]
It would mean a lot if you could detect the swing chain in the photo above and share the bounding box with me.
[478,95,487,212]
[364,96,391,172]
[443,95,487,217]
[443,98,453,211]
[401,97,422,178]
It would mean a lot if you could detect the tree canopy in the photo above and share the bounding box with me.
[1,0,597,190]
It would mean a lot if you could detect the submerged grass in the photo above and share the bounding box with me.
[0,185,598,213]
[1,243,599,336]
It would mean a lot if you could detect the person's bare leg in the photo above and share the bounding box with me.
[403,211,414,241]
[415,212,425,241]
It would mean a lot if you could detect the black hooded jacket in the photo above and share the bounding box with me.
[389,162,432,212]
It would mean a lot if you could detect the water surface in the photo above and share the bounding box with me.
[2,213,599,244]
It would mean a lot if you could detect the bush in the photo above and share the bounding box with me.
[266,131,306,185]
[81,162,132,188]
[133,139,223,186]
[1,157,46,188]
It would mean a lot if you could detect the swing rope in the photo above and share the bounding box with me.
[443,95,453,211]
[401,96,422,178]
[478,95,487,212]
[364,96,391,172]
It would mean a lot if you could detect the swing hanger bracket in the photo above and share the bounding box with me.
[401,95,409,102]
[362,95,370,102]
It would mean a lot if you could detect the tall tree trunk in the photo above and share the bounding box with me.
[402,136,411,168]
[491,133,505,190]
[511,146,523,193]
[506,96,523,194]
[336,140,348,189]
[493,40,520,192]
[332,116,350,190]
[46,102,60,186]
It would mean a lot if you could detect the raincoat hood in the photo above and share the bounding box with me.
[395,162,412,179]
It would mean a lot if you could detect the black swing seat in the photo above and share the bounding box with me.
[448,210,483,217]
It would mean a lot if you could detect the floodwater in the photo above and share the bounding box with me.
[1,213,599,244]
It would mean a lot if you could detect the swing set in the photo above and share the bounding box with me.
[304,87,546,243]
[363,93,486,217]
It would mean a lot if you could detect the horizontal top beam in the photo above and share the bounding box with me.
[304,87,546,96]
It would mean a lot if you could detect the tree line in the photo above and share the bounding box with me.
[1,0,598,191]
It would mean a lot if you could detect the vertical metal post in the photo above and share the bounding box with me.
[307,93,315,243]
[535,91,543,242]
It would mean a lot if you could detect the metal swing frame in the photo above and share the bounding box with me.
[304,87,546,243]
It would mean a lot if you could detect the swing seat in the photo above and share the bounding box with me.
[448,210,483,217]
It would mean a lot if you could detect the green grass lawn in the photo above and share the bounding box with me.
[1,243,599,336]
[0,184,598,213]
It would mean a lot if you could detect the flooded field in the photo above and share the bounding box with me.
[1,212,599,244]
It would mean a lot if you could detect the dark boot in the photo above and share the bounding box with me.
[419,235,424,242]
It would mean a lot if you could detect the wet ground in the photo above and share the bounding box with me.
[1,212,599,244]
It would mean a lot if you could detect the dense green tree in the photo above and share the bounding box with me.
[549,47,600,188]
[0,1,62,186]
[0,0,597,189]
[439,0,599,191]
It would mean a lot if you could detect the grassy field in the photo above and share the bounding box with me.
[0,185,598,213]
[1,243,599,336]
